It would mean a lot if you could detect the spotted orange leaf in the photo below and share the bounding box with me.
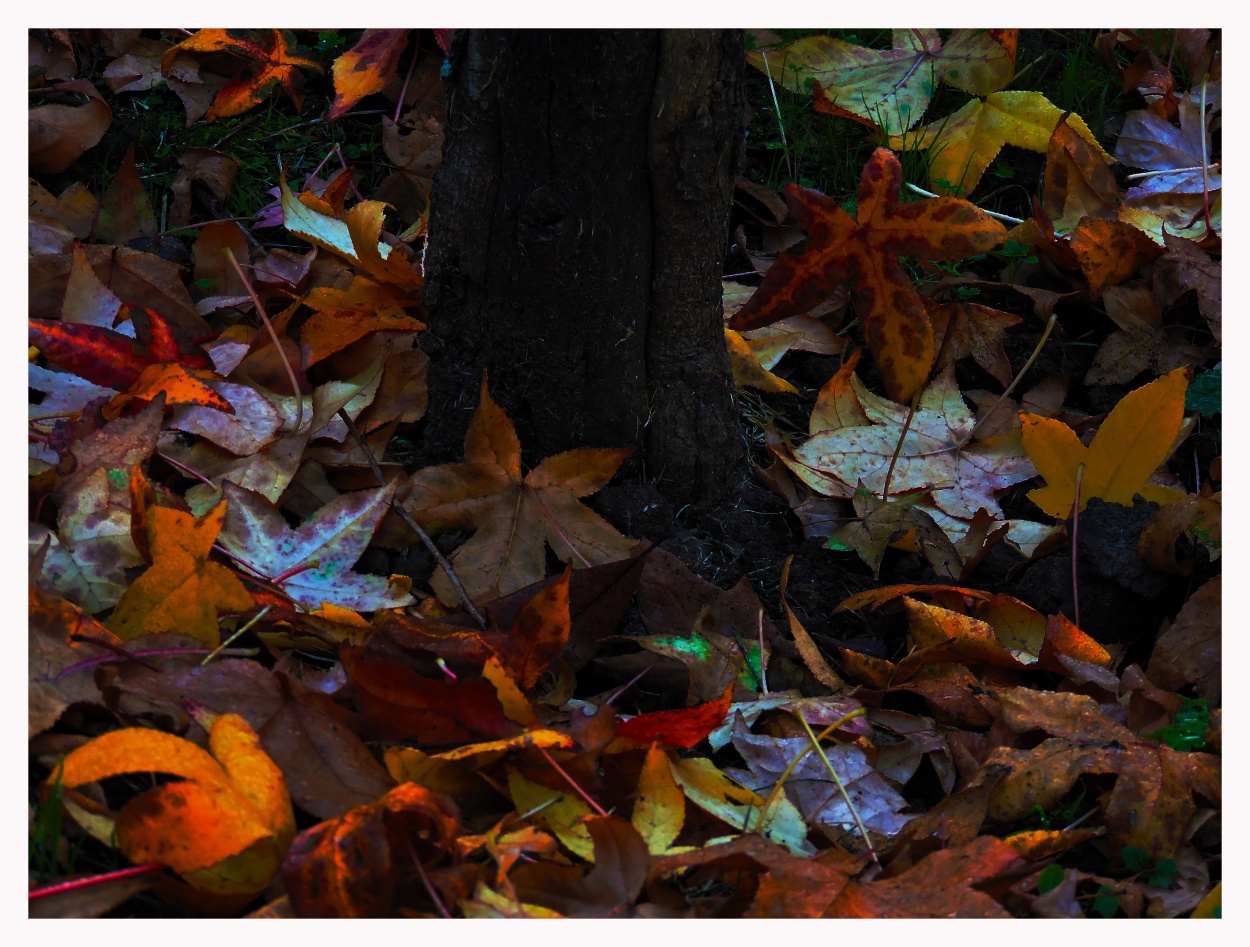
[162,30,323,120]
[726,149,1006,402]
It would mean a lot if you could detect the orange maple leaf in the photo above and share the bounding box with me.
[107,499,254,646]
[162,29,323,121]
[400,375,634,605]
[727,148,1007,402]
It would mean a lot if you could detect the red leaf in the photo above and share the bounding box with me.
[616,682,735,749]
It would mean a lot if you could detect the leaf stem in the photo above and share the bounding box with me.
[223,247,304,434]
[952,309,1059,452]
[334,407,485,629]
[904,182,1024,225]
[537,745,608,817]
[795,712,879,866]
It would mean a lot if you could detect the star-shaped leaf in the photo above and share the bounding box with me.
[108,499,254,646]
[162,29,323,120]
[217,481,412,613]
[400,375,635,605]
[727,149,1006,402]
[749,30,1016,136]
[889,91,1110,196]
[793,364,1035,522]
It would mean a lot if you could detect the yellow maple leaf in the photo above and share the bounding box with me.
[107,500,253,646]
[1021,366,1190,517]
[889,91,1111,196]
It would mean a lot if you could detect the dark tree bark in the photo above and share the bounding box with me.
[421,29,747,507]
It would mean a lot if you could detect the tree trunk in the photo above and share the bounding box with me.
[421,29,746,508]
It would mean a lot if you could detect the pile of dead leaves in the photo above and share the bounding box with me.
[30,28,1219,919]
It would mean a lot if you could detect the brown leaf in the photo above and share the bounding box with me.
[282,782,460,917]
[1147,576,1220,705]
[511,815,648,918]
[29,79,112,173]
[826,836,1023,917]
[727,149,1006,401]
[400,374,634,605]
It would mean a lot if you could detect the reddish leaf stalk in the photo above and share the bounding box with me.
[157,450,216,487]
[954,310,1059,452]
[57,645,258,682]
[880,388,921,500]
[409,842,452,919]
[537,746,608,817]
[223,247,304,434]
[334,407,486,628]
[393,40,419,124]
[28,863,165,901]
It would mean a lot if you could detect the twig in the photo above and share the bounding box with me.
[223,247,304,433]
[335,408,486,628]
[951,309,1059,452]
[202,605,271,665]
[537,746,608,817]
[904,182,1024,225]
[795,712,879,866]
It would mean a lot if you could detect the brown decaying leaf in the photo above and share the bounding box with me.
[1146,576,1220,706]
[401,374,634,605]
[30,79,112,173]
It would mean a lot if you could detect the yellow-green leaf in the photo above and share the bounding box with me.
[890,92,1111,196]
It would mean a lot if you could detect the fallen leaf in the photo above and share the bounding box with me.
[30,79,112,173]
[929,300,1022,386]
[984,686,1221,859]
[282,782,459,917]
[826,836,1022,917]
[749,30,1016,135]
[107,498,254,646]
[632,742,685,854]
[794,365,1035,529]
[1117,94,1221,201]
[163,29,323,120]
[1147,576,1220,705]
[55,713,294,896]
[1021,366,1190,516]
[400,374,634,605]
[617,683,736,749]
[328,29,411,120]
[727,149,1007,401]
[890,91,1109,196]
[727,713,914,847]
[217,481,411,612]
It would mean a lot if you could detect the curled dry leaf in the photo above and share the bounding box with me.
[55,713,295,896]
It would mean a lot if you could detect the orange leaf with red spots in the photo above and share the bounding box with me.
[162,30,323,120]
[727,148,1006,401]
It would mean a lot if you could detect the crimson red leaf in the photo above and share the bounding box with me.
[616,682,735,749]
